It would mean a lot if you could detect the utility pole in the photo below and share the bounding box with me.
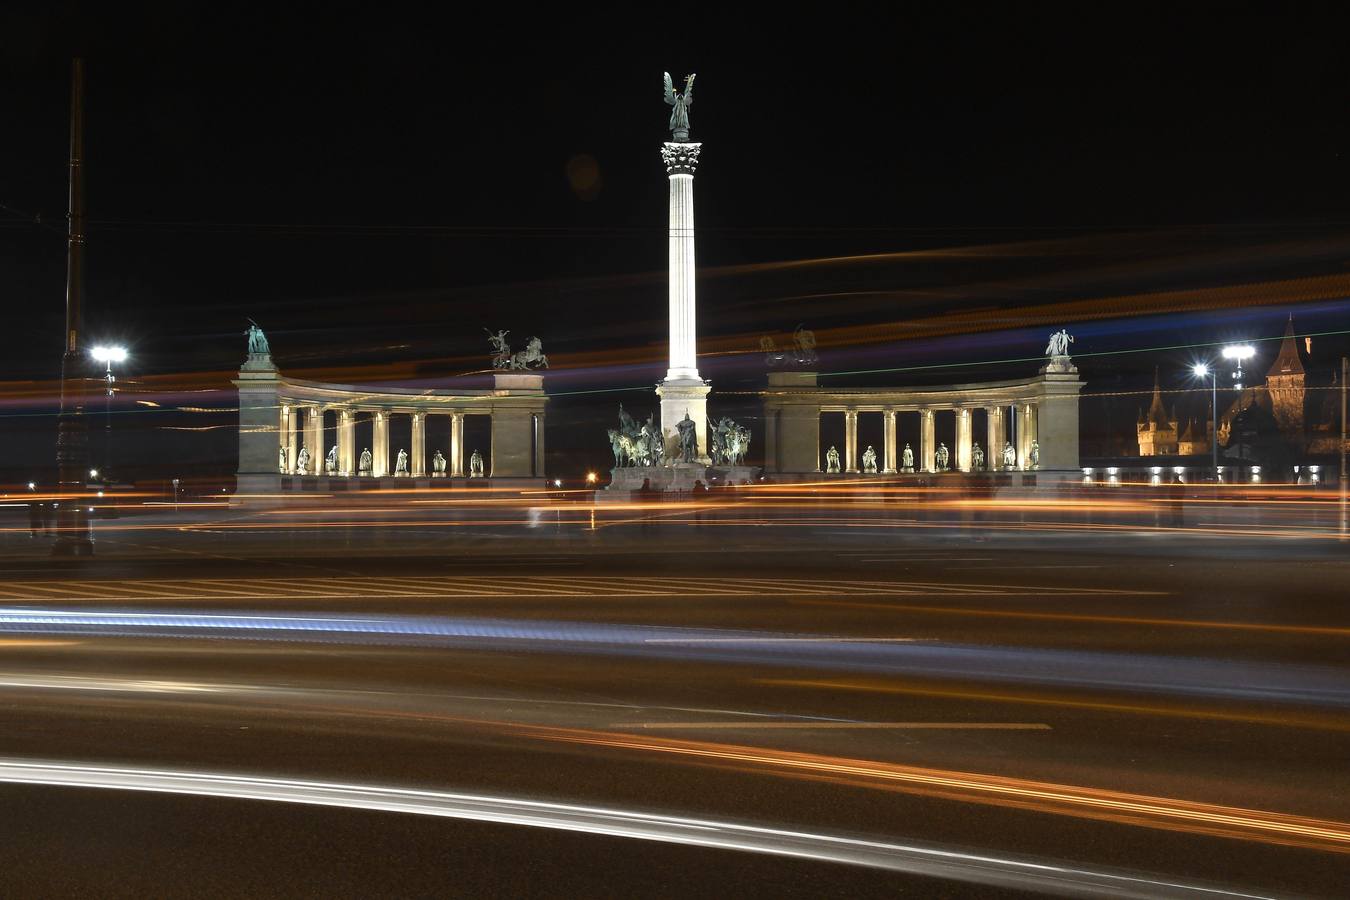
[53,58,93,555]
[1341,356,1347,485]
[1210,369,1219,481]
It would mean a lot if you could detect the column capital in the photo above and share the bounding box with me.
[661,141,702,175]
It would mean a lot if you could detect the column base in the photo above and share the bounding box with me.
[656,377,711,463]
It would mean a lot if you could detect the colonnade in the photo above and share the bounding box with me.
[760,370,1080,476]
[830,403,1038,473]
[277,404,540,479]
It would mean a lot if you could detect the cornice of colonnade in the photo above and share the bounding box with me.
[269,373,547,410]
[759,370,1082,410]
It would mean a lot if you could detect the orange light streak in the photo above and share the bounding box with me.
[791,599,1350,638]
[759,678,1350,734]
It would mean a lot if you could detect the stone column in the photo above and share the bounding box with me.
[774,405,820,473]
[373,411,389,477]
[1020,402,1031,469]
[844,409,859,473]
[1017,403,1034,469]
[450,412,465,477]
[491,411,535,478]
[656,141,709,461]
[763,410,779,473]
[337,409,354,475]
[956,408,973,472]
[920,409,936,473]
[1035,374,1082,469]
[306,406,323,476]
[882,410,897,473]
[533,413,546,478]
[411,412,426,476]
[233,358,282,497]
[278,404,293,473]
[987,406,1004,469]
[662,142,701,381]
[285,405,298,475]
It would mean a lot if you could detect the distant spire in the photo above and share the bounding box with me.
[1145,367,1172,426]
[1268,315,1305,377]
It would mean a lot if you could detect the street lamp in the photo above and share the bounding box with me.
[1221,344,1256,471]
[1191,362,1219,480]
[1222,343,1255,389]
[89,345,127,481]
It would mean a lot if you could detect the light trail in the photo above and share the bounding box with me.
[792,599,1350,638]
[760,678,1350,733]
[0,672,1343,858]
[0,574,1046,602]
[0,758,1267,899]
[3,607,1349,707]
[623,721,1051,731]
[519,726,1350,854]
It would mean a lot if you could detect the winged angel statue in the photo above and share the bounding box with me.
[663,72,696,141]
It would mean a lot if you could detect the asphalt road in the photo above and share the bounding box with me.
[1,498,1349,897]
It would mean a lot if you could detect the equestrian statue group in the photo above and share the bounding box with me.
[607,405,666,468]
[606,405,750,469]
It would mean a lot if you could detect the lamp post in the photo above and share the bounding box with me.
[1191,363,1218,481]
[1221,344,1256,475]
[53,58,92,556]
[89,345,126,481]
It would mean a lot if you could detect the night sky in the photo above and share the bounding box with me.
[3,8,1349,476]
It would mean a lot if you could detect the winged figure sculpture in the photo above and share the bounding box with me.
[663,72,696,141]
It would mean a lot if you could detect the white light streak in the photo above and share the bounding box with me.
[0,759,1268,899]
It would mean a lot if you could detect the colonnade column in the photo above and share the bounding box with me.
[533,413,546,478]
[338,409,355,476]
[373,411,389,477]
[987,406,1004,469]
[286,405,298,474]
[1022,403,1038,468]
[882,410,897,474]
[450,412,465,477]
[920,409,936,473]
[956,408,973,472]
[307,406,324,475]
[278,405,292,473]
[411,412,426,476]
[844,409,859,473]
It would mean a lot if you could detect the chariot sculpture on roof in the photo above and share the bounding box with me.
[486,329,549,370]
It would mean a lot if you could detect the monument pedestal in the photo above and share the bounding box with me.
[656,378,711,463]
[602,462,760,500]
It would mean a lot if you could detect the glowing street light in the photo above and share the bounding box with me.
[89,345,128,366]
[1222,343,1255,389]
[1189,361,1219,480]
[89,345,128,481]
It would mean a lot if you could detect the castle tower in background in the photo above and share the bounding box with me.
[1137,368,1178,456]
[1265,315,1307,438]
